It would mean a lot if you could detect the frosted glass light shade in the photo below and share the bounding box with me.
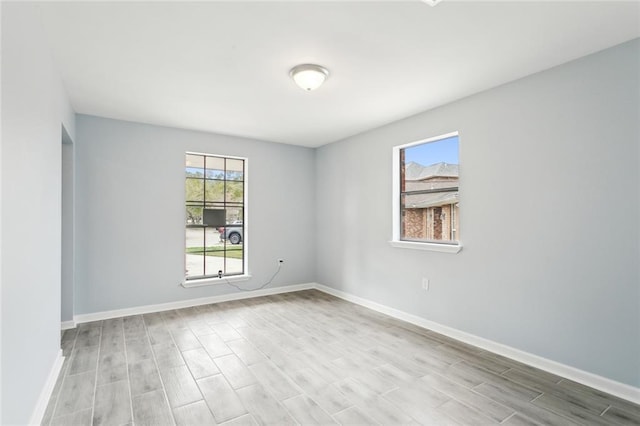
[290,64,329,91]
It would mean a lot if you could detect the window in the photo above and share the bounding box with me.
[391,132,461,253]
[185,153,247,280]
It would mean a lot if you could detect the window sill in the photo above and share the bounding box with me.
[389,240,462,253]
[181,274,252,288]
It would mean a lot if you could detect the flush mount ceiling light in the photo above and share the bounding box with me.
[422,0,443,6]
[289,64,329,91]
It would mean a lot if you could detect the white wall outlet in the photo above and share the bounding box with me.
[422,277,429,291]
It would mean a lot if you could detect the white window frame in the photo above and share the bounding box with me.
[182,152,251,287]
[390,131,462,253]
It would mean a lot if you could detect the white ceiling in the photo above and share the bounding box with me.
[37,1,639,147]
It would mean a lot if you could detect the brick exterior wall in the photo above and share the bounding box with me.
[403,209,426,239]
[402,204,460,241]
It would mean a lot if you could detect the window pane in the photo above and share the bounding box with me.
[186,153,246,280]
[401,191,459,242]
[205,156,225,180]
[402,136,458,192]
[204,241,226,276]
[186,226,204,250]
[205,180,225,202]
[222,225,243,245]
[185,226,204,278]
[226,159,244,181]
[186,154,205,177]
[226,207,243,224]
[204,226,220,247]
[186,255,204,278]
[225,182,243,203]
[186,178,204,202]
[402,136,458,171]
[225,245,243,259]
[205,255,225,277]
[400,134,459,244]
[202,208,225,228]
[225,244,244,275]
[186,206,203,225]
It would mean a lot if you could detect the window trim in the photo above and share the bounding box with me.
[390,131,462,253]
[184,152,249,284]
[181,274,252,288]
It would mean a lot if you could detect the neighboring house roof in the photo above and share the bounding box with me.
[405,161,459,181]
[404,191,459,209]
[405,180,457,192]
[404,161,459,195]
[403,162,459,208]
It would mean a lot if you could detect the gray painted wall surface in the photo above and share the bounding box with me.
[74,115,316,314]
[61,141,74,322]
[316,40,640,387]
[1,3,76,424]
[1,8,637,423]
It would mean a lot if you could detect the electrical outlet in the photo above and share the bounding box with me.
[422,277,429,291]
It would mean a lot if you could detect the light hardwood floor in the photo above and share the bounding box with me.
[42,290,640,425]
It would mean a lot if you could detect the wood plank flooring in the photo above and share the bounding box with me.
[42,290,640,425]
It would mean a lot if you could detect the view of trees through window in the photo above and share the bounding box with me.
[185,153,245,279]
[400,134,459,243]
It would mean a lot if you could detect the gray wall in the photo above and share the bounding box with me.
[316,39,640,387]
[1,3,76,424]
[61,137,75,322]
[74,115,316,314]
[1,8,637,423]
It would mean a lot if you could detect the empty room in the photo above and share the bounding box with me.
[1,0,639,425]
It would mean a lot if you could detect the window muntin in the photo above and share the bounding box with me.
[398,133,459,245]
[185,153,246,280]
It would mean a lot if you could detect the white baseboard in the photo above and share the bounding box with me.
[59,281,639,405]
[72,282,315,324]
[314,283,640,405]
[30,349,64,425]
[61,320,76,330]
